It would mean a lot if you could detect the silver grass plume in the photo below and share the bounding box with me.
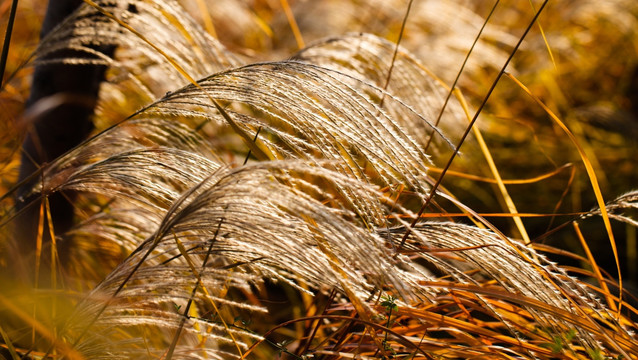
[405,0,521,83]
[143,60,445,225]
[26,116,633,356]
[278,0,519,84]
[36,0,240,76]
[380,221,618,352]
[9,0,637,358]
[32,0,240,117]
[587,190,638,227]
[60,158,626,357]
[294,33,470,156]
[63,161,418,358]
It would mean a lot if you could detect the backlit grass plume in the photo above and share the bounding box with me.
[1,0,637,359]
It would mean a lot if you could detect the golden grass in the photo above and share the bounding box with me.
[1,0,637,359]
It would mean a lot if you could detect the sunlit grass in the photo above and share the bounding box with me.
[1,0,637,358]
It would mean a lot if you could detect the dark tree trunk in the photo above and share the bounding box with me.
[14,0,114,271]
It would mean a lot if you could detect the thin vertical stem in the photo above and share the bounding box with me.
[422,0,500,153]
[398,0,549,252]
[379,0,414,108]
[0,0,19,87]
